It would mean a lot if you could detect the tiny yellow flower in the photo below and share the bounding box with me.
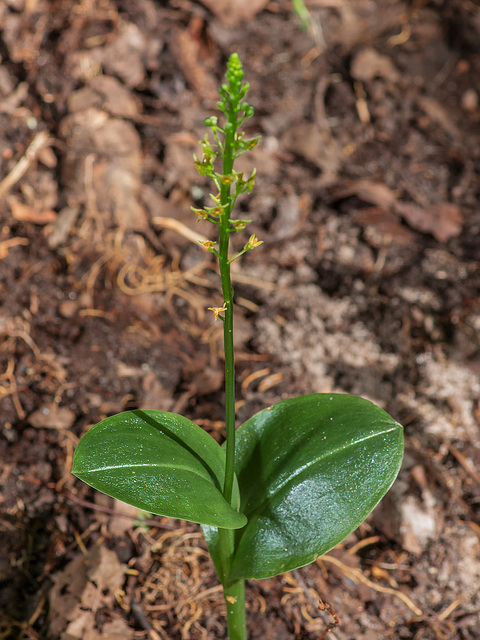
[200,241,216,252]
[221,174,235,185]
[191,206,208,220]
[208,302,227,321]
[231,218,251,232]
[245,234,263,251]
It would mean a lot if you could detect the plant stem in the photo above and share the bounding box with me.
[217,531,247,637]
[219,110,236,507]
[217,96,247,640]
[292,0,312,29]
[224,579,247,639]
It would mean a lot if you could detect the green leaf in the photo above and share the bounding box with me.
[203,394,403,581]
[72,410,247,530]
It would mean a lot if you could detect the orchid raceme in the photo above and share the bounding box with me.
[72,53,404,640]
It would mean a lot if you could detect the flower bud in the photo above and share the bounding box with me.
[245,169,256,192]
[204,116,218,127]
[245,136,260,149]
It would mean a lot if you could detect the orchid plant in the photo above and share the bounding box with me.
[72,53,404,639]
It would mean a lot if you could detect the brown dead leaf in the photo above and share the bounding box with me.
[352,207,417,247]
[29,404,76,430]
[49,545,128,640]
[141,371,176,411]
[87,545,125,602]
[325,2,404,50]
[2,11,46,64]
[331,181,463,243]
[170,23,217,100]
[92,21,149,88]
[108,499,140,537]
[49,555,89,638]
[351,48,400,83]
[269,191,304,242]
[85,619,134,640]
[190,366,224,396]
[59,106,148,230]
[197,0,270,26]
[399,493,438,555]
[68,75,138,119]
[394,201,463,242]
[9,197,57,224]
[331,179,397,210]
[162,131,206,193]
[282,122,341,182]
[417,96,461,139]
[354,181,397,209]
[62,610,96,640]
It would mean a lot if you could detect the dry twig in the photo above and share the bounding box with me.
[0,131,51,199]
[319,555,423,616]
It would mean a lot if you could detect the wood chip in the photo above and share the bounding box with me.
[9,197,57,224]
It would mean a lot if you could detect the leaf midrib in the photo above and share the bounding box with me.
[76,460,211,478]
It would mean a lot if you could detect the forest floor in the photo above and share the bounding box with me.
[1,1,480,639]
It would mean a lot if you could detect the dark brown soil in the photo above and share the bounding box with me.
[1,1,479,639]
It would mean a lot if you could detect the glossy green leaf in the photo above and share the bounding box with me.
[203,394,403,581]
[72,410,247,529]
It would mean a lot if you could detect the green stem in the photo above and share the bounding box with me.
[292,0,312,29]
[217,529,246,639]
[217,98,247,640]
[219,114,236,506]
[224,579,247,639]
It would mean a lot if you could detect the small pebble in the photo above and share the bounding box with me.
[461,88,478,113]
[59,300,78,318]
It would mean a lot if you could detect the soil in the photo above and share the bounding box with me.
[1,1,480,639]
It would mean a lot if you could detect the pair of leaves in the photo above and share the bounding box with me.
[72,394,403,582]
